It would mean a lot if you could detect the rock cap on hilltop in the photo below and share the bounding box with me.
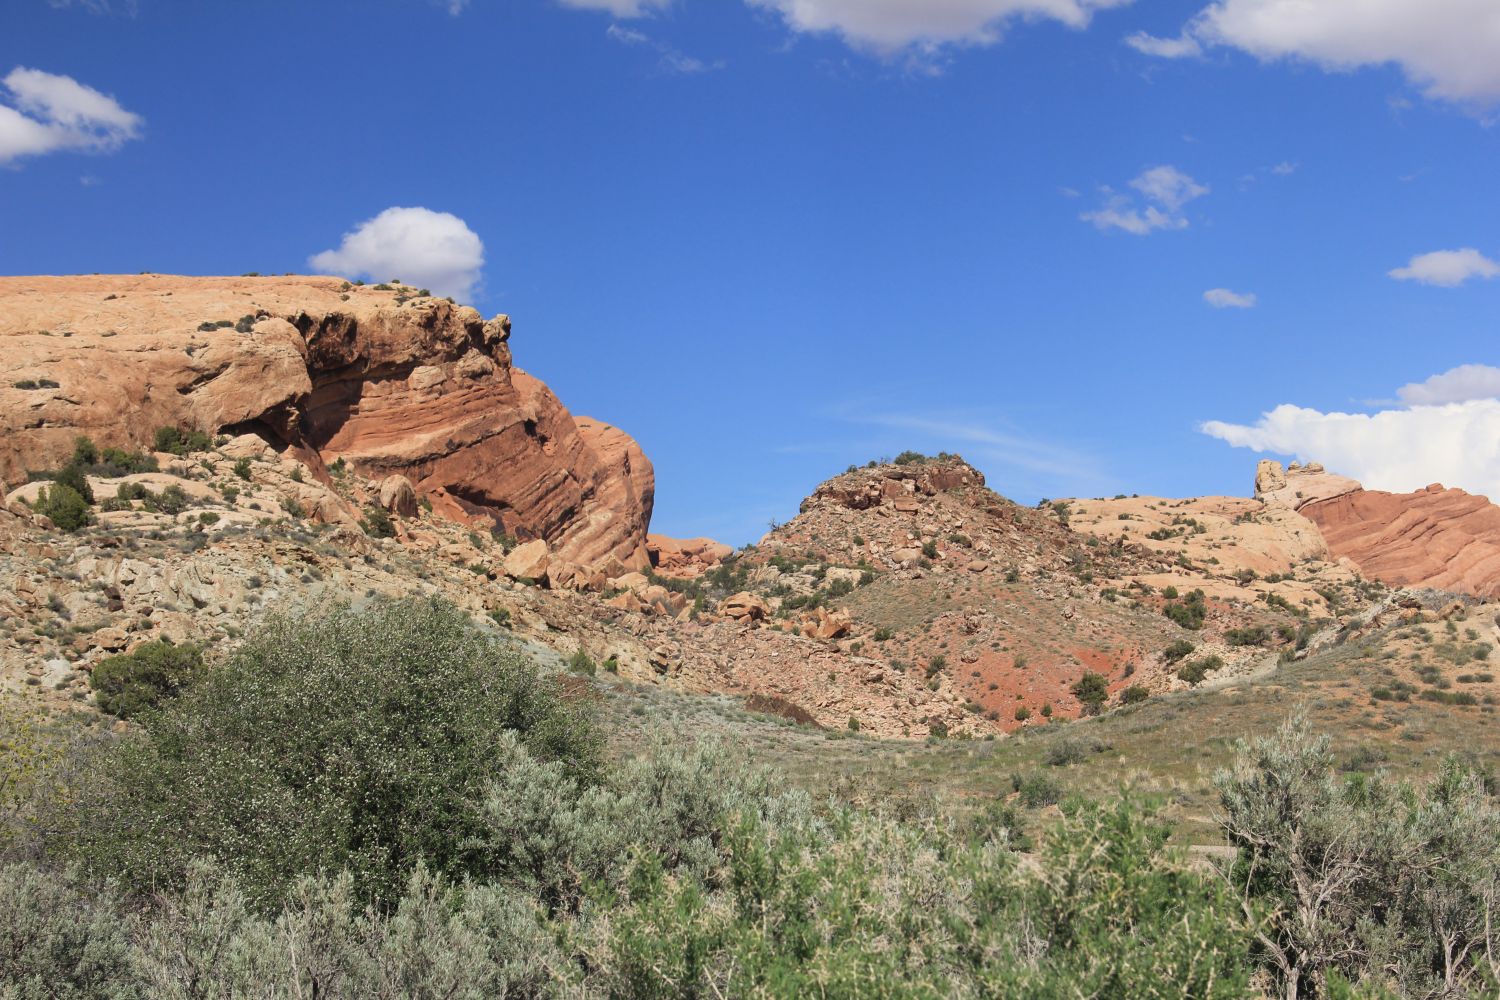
[1254,459,1362,511]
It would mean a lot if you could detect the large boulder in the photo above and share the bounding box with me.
[502,539,551,584]
[379,475,418,519]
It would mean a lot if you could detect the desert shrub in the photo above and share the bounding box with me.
[1014,706,1031,722]
[90,640,204,720]
[64,598,601,911]
[893,450,927,465]
[1225,625,1271,647]
[1218,715,1500,998]
[96,447,157,476]
[567,649,597,677]
[142,484,190,516]
[1120,685,1150,705]
[46,462,95,506]
[70,436,98,467]
[232,457,252,481]
[35,483,93,533]
[152,426,213,456]
[1070,671,1109,715]
[0,863,135,997]
[1163,639,1195,663]
[1163,589,1207,630]
[362,505,395,539]
[1177,654,1224,685]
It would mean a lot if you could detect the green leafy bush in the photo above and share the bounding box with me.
[1070,671,1109,715]
[67,598,600,910]
[34,483,93,533]
[1163,639,1195,663]
[90,640,204,719]
[152,426,213,456]
[362,505,395,538]
[1177,655,1224,685]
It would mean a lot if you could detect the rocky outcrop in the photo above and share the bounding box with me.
[1254,460,1361,511]
[0,274,652,570]
[807,457,985,513]
[1298,483,1500,599]
[648,535,732,578]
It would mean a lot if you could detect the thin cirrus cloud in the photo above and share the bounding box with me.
[1202,364,1500,503]
[606,24,721,74]
[1388,248,1500,288]
[1081,165,1208,235]
[1125,0,1500,108]
[1203,288,1256,309]
[0,66,142,165]
[308,207,486,301]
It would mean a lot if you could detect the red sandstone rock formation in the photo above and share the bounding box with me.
[1300,484,1500,598]
[1257,460,1500,598]
[0,274,653,570]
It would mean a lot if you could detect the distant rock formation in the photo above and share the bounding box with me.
[1253,459,1362,510]
[0,274,653,570]
[1257,460,1500,599]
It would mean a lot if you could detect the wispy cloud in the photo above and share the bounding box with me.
[606,23,723,74]
[813,404,1116,498]
[1203,287,1256,309]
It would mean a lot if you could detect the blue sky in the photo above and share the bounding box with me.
[4,0,1499,544]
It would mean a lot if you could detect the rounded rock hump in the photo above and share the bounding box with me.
[0,274,653,573]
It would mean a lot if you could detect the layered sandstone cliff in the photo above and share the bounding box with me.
[1257,460,1500,599]
[0,274,652,570]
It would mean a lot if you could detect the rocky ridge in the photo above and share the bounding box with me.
[0,275,652,571]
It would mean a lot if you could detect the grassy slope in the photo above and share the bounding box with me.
[599,618,1500,844]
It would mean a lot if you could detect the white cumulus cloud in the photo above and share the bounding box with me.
[0,66,142,165]
[1204,288,1256,308]
[746,0,1132,54]
[1203,368,1500,502]
[309,207,485,301]
[1081,165,1207,235]
[1397,364,1500,406]
[1127,0,1500,107]
[1388,248,1500,287]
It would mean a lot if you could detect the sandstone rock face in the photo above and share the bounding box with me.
[1298,483,1500,598]
[0,275,652,570]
